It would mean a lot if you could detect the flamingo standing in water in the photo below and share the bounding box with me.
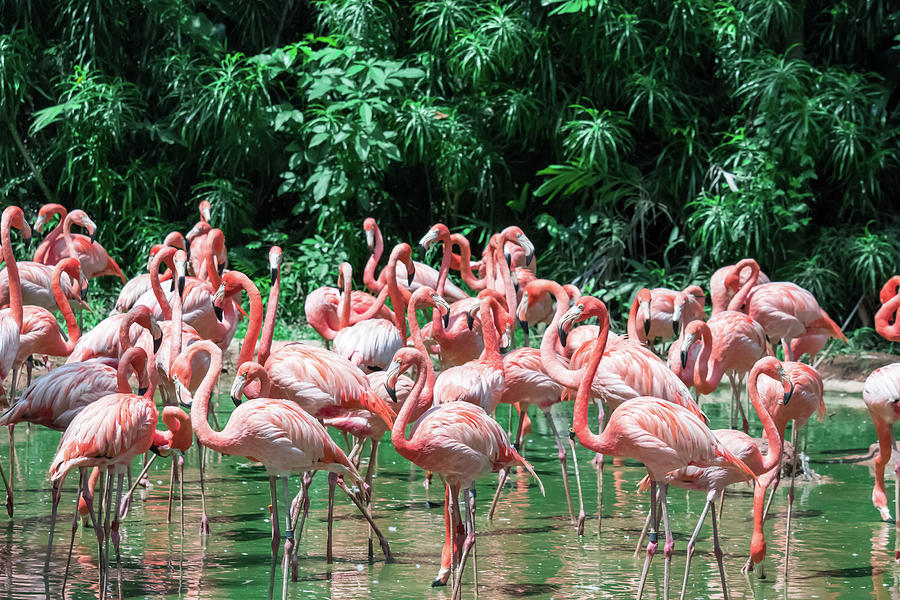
[725,258,846,360]
[668,311,767,432]
[173,340,392,596]
[862,363,900,524]
[385,346,544,596]
[875,276,900,342]
[643,356,793,598]
[567,297,756,599]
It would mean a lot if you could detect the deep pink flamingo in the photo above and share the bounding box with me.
[710,260,770,314]
[173,340,392,593]
[668,311,767,432]
[875,276,900,342]
[568,299,756,599]
[726,258,846,360]
[386,346,543,596]
[863,363,900,523]
[0,206,30,407]
[37,209,126,282]
[626,285,706,347]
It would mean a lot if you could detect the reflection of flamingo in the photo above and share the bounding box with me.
[386,347,543,593]
[646,356,792,599]
[569,299,756,599]
[174,340,392,588]
[875,276,900,342]
[863,363,900,522]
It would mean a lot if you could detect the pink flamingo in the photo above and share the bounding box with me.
[875,276,900,342]
[568,299,757,599]
[32,203,67,264]
[710,260,770,314]
[37,209,126,282]
[0,258,86,314]
[668,311,767,432]
[862,363,900,523]
[741,360,824,579]
[113,232,185,314]
[46,349,190,591]
[643,356,793,598]
[257,246,283,366]
[726,258,846,360]
[0,206,30,407]
[66,304,163,364]
[626,285,706,347]
[173,340,392,592]
[363,218,467,301]
[386,346,544,596]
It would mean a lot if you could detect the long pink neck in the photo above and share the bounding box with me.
[231,274,264,367]
[452,234,486,290]
[116,350,143,394]
[1,212,23,330]
[51,264,80,347]
[363,224,384,293]
[727,260,760,312]
[626,296,640,340]
[478,298,503,370]
[188,345,235,452]
[338,269,352,330]
[493,245,518,343]
[258,268,280,366]
[539,286,585,389]
[118,312,142,355]
[150,253,173,320]
[406,300,436,410]
[35,206,66,263]
[245,364,272,397]
[749,370,784,474]
[435,237,453,296]
[390,354,430,461]
[349,286,391,324]
[169,279,184,373]
[692,323,726,394]
[384,255,408,344]
[573,321,611,454]
[62,213,79,262]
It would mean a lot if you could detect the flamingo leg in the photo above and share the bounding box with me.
[326,472,337,564]
[62,469,88,595]
[451,487,478,600]
[44,479,63,573]
[710,494,728,599]
[637,481,659,600]
[717,489,726,521]
[8,424,15,515]
[783,424,800,581]
[198,441,210,536]
[111,472,123,562]
[544,411,574,524]
[281,476,292,600]
[93,469,106,595]
[660,483,673,600]
[179,455,185,536]
[680,491,714,600]
[6,369,16,512]
[290,472,313,581]
[570,432,586,536]
[336,475,393,563]
[364,439,379,560]
[488,407,527,520]
[103,467,114,576]
[167,456,177,523]
[434,484,453,587]
[0,460,11,518]
[635,506,652,556]
[728,372,749,433]
[119,454,156,520]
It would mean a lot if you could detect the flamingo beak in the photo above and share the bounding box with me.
[138,386,148,396]
[270,267,278,285]
[406,264,416,287]
[230,374,246,407]
[177,274,186,298]
[679,333,695,369]
[517,233,534,266]
[213,283,225,322]
[385,360,401,403]
[519,320,529,337]
[642,301,651,337]
[558,305,583,348]
[80,284,88,301]
[504,250,512,268]
[365,228,375,251]
[214,305,224,322]
[153,334,163,354]
[174,377,192,409]
[418,229,438,251]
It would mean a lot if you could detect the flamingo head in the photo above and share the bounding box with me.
[163,231,186,251]
[174,250,187,299]
[161,407,193,452]
[198,200,212,224]
[560,296,609,348]
[363,217,378,250]
[33,203,66,234]
[2,206,31,240]
[672,294,687,338]
[231,362,267,406]
[755,356,794,406]
[269,246,283,285]
[498,226,535,266]
[879,276,900,305]
[391,243,415,286]
[384,347,421,403]
[679,320,705,369]
[418,223,451,251]
[337,262,353,290]
[68,210,97,243]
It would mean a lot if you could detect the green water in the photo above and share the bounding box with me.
[0,388,894,599]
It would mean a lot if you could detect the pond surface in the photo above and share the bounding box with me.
[1,386,897,599]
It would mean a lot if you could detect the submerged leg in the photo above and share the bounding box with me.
[281,476,292,600]
[660,483,673,600]
[680,491,713,600]
[119,454,156,520]
[269,476,281,559]
[710,494,729,599]
[62,470,88,594]
[326,472,337,564]
[336,476,393,563]
[636,481,659,600]
[44,479,63,573]
[488,408,527,520]
[545,411,574,523]
[111,473,124,562]
[783,424,800,581]
[451,487,478,600]
[198,441,210,536]
[364,439,379,560]
[8,425,15,515]
[570,432,586,536]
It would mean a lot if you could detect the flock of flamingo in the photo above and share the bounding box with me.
[0,201,899,599]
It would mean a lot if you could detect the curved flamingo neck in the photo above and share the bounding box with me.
[749,369,784,474]
[338,267,353,330]
[118,311,143,355]
[1,212,23,330]
[52,262,80,345]
[493,244,518,343]
[117,349,143,394]
[61,212,79,262]
[452,234,486,291]
[875,290,900,341]
[35,205,66,263]
[230,273,264,367]
[573,323,611,454]
[245,364,272,397]
[390,354,429,459]
[258,267,280,366]
[406,299,436,406]
[727,260,760,312]
[692,323,724,394]
[187,345,233,452]
[435,236,453,296]
[384,252,409,343]
[477,297,503,369]
[363,222,384,293]
[149,250,174,320]
[204,230,224,287]
[169,278,185,373]
[349,286,391,324]
[539,292,583,389]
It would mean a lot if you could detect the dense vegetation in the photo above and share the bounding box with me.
[1,0,898,346]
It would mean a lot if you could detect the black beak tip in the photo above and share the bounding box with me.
[784,381,795,405]
[519,320,529,337]
[218,263,225,276]
[673,321,680,338]
[643,319,651,337]
[149,445,162,456]
[504,251,512,268]
[214,305,224,322]
[386,386,398,403]
[170,278,176,293]
[680,350,688,370]
[407,271,415,286]
[179,398,192,410]
[90,232,96,245]
[442,312,450,329]
[153,336,163,353]
[177,276,186,298]
[137,386,148,396]
[80,286,88,301]
[231,395,242,407]
[270,268,278,285]
[558,325,568,347]
[466,313,475,330]
[526,251,534,266]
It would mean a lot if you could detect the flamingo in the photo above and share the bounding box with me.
[875,276,900,342]
[710,260,770,314]
[46,349,190,593]
[645,356,793,599]
[862,363,900,525]
[66,304,163,364]
[725,258,846,360]
[32,203,67,264]
[626,285,706,348]
[385,346,544,596]
[362,218,467,301]
[173,340,393,594]
[568,299,757,599]
[257,246,283,366]
[740,360,824,579]
[0,206,30,406]
[113,232,185,314]
[0,259,87,313]
[36,209,126,282]
[668,311,767,432]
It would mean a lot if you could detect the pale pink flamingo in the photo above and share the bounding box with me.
[173,340,392,592]
[726,258,846,360]
[668,311,767,432]
[257,246,283,366]
[386,346,544,595]
[549,295,704,534]
[332,262,404,372]
[0,206,31,407]
[32,203,67,264]
[46,349,190,591]
[741,360,824,579]
[642,356,793,598]
[626,285,706,347]
[875,276,900,342]
[863,363,900,523]
[37,209,126,282]
[569,302,757,599]
[0,259,87,313]
[66,304,163,364]
[710,260,770,314]
[363,218,467,301]
[113,232,185,314]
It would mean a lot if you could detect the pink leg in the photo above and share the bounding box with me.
[637,481,659,600]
